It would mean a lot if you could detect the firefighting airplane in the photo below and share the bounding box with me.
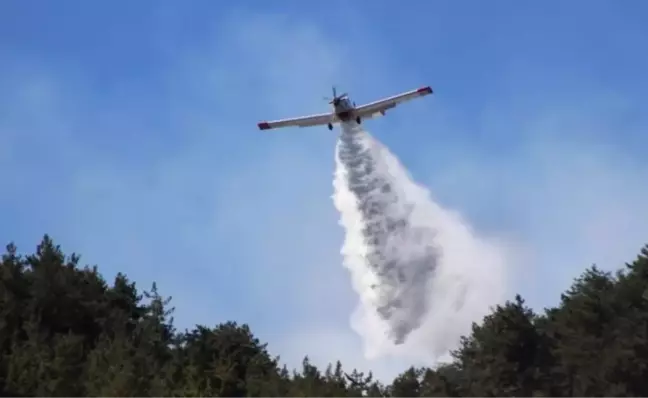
[257,85,433,131]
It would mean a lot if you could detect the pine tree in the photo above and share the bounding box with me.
[2,234,648,396]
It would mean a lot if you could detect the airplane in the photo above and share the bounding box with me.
[257,85,433,131]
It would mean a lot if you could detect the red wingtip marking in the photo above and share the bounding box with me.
[417,86,433,94]
[258,122,271,130]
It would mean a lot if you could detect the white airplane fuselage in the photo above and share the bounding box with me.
[332,98,354,119]
[328,96,386,130]
[329,97,362,130]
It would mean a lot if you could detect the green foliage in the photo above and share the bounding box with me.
[1,235,648,396]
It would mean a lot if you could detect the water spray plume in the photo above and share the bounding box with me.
[332,123,509,363]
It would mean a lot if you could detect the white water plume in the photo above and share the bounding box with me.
[332,123,510,363]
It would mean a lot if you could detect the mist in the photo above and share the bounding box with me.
[332,123,511,363]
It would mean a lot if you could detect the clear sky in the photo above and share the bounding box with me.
[1,0,647,378]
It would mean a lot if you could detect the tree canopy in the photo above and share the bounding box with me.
[1,234,647,396]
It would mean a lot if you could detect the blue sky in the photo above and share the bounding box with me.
[1,0,648,378]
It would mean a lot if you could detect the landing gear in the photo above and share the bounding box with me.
[328,123,333,131]
[356,116,362,124]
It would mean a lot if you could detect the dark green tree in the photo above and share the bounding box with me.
[2,235,648,397]
[451,294,550,396]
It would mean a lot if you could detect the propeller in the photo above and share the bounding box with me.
[323,85,348,104]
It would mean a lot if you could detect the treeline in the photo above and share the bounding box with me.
[1,235,648,396]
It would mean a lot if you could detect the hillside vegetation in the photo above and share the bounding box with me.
[1,235,647,396]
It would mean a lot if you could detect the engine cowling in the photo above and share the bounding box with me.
[328,123,333,130]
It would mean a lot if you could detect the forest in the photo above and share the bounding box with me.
[1,234,647,396]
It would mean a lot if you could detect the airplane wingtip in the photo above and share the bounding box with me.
[258,122,271,130]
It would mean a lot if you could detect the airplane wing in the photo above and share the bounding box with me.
[258,112,334,130]
[354,86,433,117]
